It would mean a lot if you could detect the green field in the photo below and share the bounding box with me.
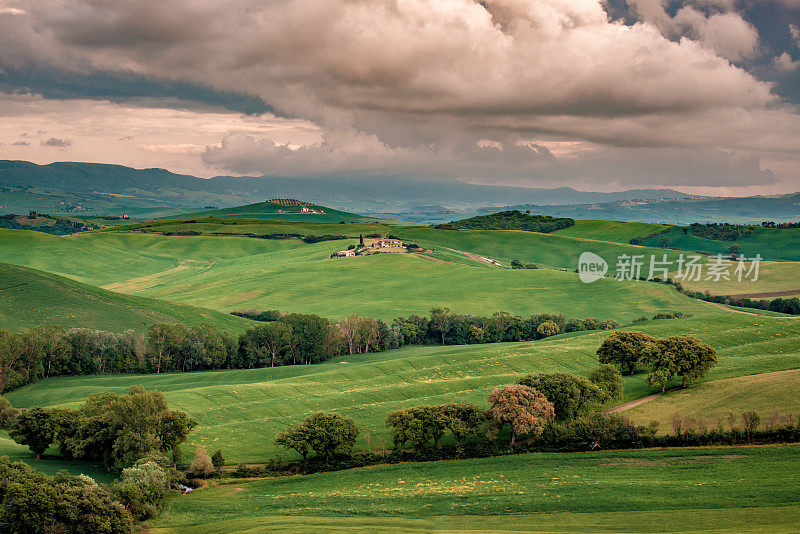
[553,220,669,243]
[624,369,800,431]
[0,262,249,333]
[7,314,800,463]
[167,201,375,223]
[641,225,800,262]
[151,445,800,533]
[0,226,715,322]
[676,261,800,300]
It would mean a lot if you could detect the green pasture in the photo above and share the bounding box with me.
[624,369,800,431]
[151,445,800,533]
[0,263,249,334]
[553,220,669,243]
[167,201,373,224]
[641,225,800,262]
[0,227,714,322]
[7,314,800,463]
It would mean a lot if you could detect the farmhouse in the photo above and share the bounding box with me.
[336,250,356,258]
[376,238,403,248]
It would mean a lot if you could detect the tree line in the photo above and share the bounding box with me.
[0,309,621,394]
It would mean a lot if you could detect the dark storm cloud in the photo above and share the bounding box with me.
[40,137,72,147]
[0,0,798,190]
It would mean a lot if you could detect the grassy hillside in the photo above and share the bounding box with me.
[641,225,800,262]
[392,226,693,270]
[0,227,714,322]
[553,220,668,243]
[151,445,800,533]
[0,263,249,334]
[8,314,799,463]
[168,201,373,223]
[676,261,800,299]
[624,369,800,431]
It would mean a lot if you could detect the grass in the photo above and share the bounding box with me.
[392,226,699,272]
[624,369,800,432]
[7,314,800,464]
[166,202,374,223]
[641,225,800,262]
[150,445,800,533]
[0,263,250,334]
[553,220,669,243]
[0,227,715,322]
[675,261,800,299]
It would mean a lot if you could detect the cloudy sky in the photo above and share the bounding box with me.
[0,0,799,194]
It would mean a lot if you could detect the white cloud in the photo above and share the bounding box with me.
[774,52,800,72]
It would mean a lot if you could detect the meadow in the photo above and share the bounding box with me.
[167,201,375,223]
[0,226,714,323]
[0,262,249,333]
[8,314,800,464]
[552,219,668,243]
[151,445,800,533]
[639,225,800,261]
[624,369,800,431]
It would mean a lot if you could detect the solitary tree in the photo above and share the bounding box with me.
[728,243,742,258]
[596,331,658,375]
[187,446,215,478]
[276,412,358,461]
[211,450,225,471]
[487,385,555,446]
[9,407,55,459]
[662,335,717,387]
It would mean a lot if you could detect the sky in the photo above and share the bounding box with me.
[0,0,799,195]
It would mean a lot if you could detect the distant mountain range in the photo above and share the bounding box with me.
[0,160,797,224]
[0,160,691,217]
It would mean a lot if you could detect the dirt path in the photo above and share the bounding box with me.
[605,393,662,414]
[415,254,450,263]
[444,247,504,267]
[703,301,761,316]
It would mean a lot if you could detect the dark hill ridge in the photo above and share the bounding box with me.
[0,160,690,214]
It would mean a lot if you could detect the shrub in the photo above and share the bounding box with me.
[187,446,215,479]
[111,460,170,521]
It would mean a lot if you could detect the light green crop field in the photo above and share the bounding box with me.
[0,263,250,334]
[391,226,692,271]
[7,314,800,463]
[151,445,800,534]
[0,227,714,322]
[553,220,669,243]
[624,369,800,431]
[119,217,391,238]
[676,261,800,299]
[641,225,800,262]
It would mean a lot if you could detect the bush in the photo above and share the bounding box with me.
[111,460,171,521]
[187,446,215,478]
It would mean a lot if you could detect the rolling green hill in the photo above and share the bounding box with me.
[640,225,800,262]
[0,226,715,322]
[151,445,800,534]
[553,220,669,243]
[8,314,799,463]
[0,262,249,334]
[168,200,374,223]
